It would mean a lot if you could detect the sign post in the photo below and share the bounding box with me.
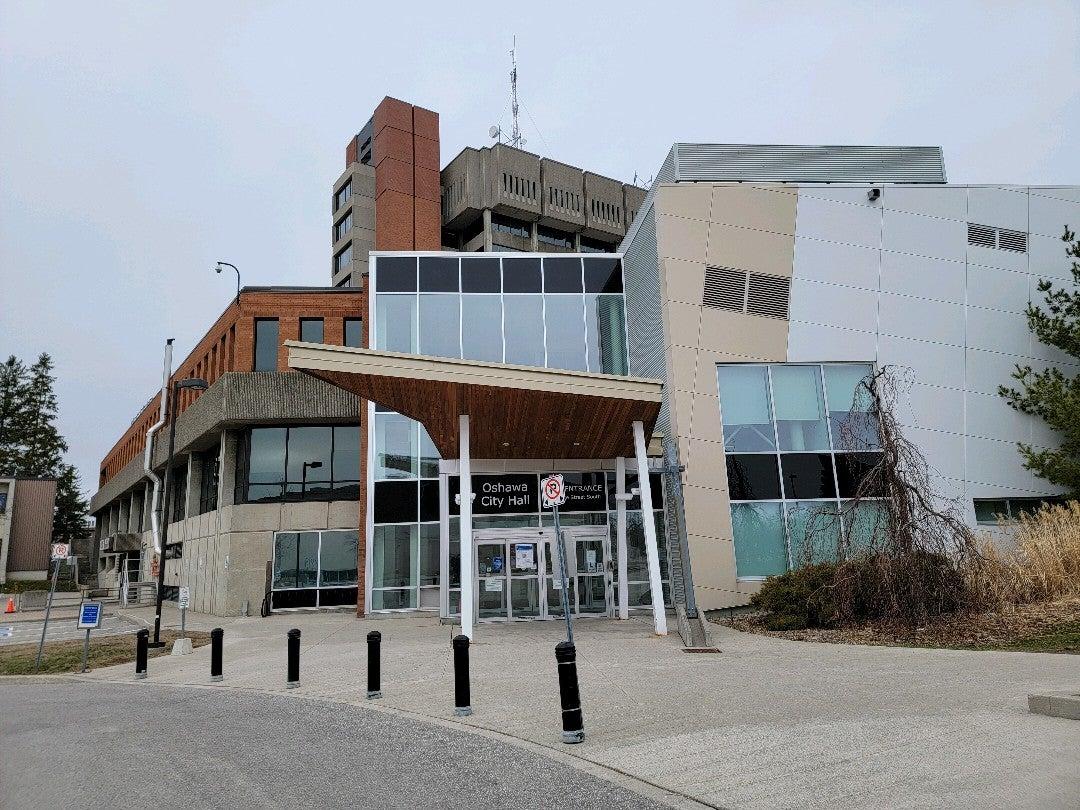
[541,474,573,645]
[33,544,69,673]
[77,601,103,673]
[178,587,190,638]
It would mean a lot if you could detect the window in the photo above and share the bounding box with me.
[253,318,279,372]
[271,529,358,609]
[168,463,186,524]
[580,235,613,254]
[334,180,351,211]
[237,425,361,503]
[299,318,324,343]
[198,451,219,515]
[335,274,352,288]
[334,243,353,275]
[343,318,363,348]
[537,225,574,249]
[716,362,886,579]
[491,213,530,240]
[334,211,352,242]
[973,496,1065,524]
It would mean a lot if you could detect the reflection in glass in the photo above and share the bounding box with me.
[319,530,359,586]
[331,426,361,490]
[586,294,628,375]
[418,524,440,586]
[726,455,782,501]
[544,294,587,371]
[419,294,461,358]
[503,295,545,366]
[842,500,888,555]
[374,413,416,479]
[786,501,841,567]
[375,294,417,353]
[731,502,788,578]
[717,365,775,451]
[780,454,836,499]
[418,425,440,479]
[372,524,416,589]
[771,365,830,451]
[371,589,416,610]
[461,295,503,362]
[285,426,332,492]
[248,428,287,484]
[825,364,880,450]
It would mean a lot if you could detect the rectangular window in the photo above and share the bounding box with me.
[461,295,503,362]
[731,502,787,578]
[375,294,417,353]
[238,425,361,503]
[771,365,830,452]
[726,455,782,500]
[334,243,353,275]
[198,451,219,514]
[271,529,358,609]
[585,293,628,375]
[543,257,584,293]
[253,318,279,372]
[543,294,587,371]
[717,365,774,452]
[169,463,186,524]
[343,318,363,348]
[503,295,545,366]
[779,453,836,499]
[419,256,459,292]
[502,257,543,293]
[537,225,574,249]
[334,180,351,211]
[824,364,879,450]
[334,211,352,242]
[419,294,462,358]
[299,318,324,343]
[374,412,417,480]
[461,257,501,293]
[376,256,418,292]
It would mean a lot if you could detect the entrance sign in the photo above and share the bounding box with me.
[78,602,103,630]
[541,474,567,508]
[50,543,69,561]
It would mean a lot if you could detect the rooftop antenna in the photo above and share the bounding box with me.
[509,37,525,148]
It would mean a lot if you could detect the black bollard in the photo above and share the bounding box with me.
[366,630,382,699]
[134,628,149,680]
[554,641,584,743]
[452,634,471,716]
[210,627,224,682]
[286,628,300,689]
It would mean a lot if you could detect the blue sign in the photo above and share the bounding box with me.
[78,602,102,630]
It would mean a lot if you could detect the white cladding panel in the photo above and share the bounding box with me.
[789,184,1074,513]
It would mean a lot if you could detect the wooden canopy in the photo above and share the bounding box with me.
[286,342,663,459]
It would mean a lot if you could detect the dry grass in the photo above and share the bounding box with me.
[0,629,210,675]
[968,501,1080,608]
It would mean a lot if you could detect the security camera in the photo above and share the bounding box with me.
[867,188,881,202]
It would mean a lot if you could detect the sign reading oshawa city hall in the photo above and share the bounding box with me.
[450,473,608,516]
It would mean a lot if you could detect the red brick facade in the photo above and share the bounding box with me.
[372,97,441,250]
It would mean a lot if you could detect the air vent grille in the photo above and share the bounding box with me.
[747,273,791,319]
[703,266,746,312]
[968,222,1028,253]
[702,266,790,319]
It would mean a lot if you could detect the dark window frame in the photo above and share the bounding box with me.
[299,317,324,343]
[236,424,362,504]
[253,318,280,372]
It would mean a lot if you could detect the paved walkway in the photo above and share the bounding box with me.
[79,606,1079,809]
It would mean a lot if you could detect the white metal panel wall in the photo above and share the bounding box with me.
[788,184,1078,521]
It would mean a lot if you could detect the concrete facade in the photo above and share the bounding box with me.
[0,477,58,582]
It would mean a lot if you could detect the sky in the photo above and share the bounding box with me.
[1,1,1079,498]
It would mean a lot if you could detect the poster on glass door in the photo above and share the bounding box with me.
[514,544,536,570]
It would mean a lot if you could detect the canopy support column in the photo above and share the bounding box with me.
[632,420,667,636]
[458,414,474,640]
[615,456,629,620]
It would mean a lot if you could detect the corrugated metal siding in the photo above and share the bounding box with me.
[672,143,947,184]
[7,479,57,574]
[622,208,665,381]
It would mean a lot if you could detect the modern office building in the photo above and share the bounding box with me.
[330,97,645,287]
[92,105,1077,628]
[0,477,58,584]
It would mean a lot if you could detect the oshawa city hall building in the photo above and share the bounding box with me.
[90,97,1077,633]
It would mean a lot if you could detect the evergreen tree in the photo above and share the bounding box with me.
[52,464,89,543]
[999,227,1080,497]
[0,355,29,475]
[20,353,67,478]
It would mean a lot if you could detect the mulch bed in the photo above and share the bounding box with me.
[717,597,1080,651]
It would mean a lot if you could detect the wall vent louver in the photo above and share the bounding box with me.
[968,222,1028,253]
[702,266,746,312]
[746,273,791,319]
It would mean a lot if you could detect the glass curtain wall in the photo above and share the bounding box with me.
[271,529,359,609]
[717,363,883,579]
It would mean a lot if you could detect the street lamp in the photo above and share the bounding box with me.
[214,261,240,302]
[301,460,323,498]
[150,376,210,648]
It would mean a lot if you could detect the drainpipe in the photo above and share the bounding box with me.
[144,339,174,554]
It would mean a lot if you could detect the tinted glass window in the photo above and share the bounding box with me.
[586,294,628,375]
[502,257,542,293]
[503,295,545,366]
[726,455,782,500]
[543,294,587,371]
[319,530,359,587]
[461,257,501,292]
[375,294,416,353]
[248,428,287,484]
[583,257,623,293]
[780,454,836,499]
[419,295,461,358]
[374,412,416,479]
[772,365,830,452]
[377,256,418,292]
[343,318,363,348]
[717,365,775,452]
[285,427,332,496]
[371,524,415,587]
[332,426,361,488]
[419,256,459,292]
[419,480,440,522]
[824,364,879,450]
[786,501,842,566]
[461,295,503,362]
[373,481,418,524]
[299,318,324,343]
[731,502,787,577]
[253,319,279,372]
[542,257,583,293]
[835,452,883,497]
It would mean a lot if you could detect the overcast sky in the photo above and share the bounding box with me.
[2,1,1078,496]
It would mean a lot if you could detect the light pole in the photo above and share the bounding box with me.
[151,376,209,648]
[301,460,323,498]
[215,261,240,302]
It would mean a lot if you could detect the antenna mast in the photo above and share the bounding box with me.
[509,37,524,148]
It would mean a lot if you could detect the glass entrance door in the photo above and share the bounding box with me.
[475,535,546,622]
[544,527,611,618]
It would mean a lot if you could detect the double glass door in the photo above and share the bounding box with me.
[474,527,610,622]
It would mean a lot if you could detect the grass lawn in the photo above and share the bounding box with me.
[0,629,211,676]
[978,620,1080,654]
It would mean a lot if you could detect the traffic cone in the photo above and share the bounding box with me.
[4,597,14,614]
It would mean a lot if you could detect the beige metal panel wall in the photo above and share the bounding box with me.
[7,479,58,575]
[655,183,796,610]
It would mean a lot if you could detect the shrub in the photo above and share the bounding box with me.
[751,563,839,630]
[969,500,1080,607]
[1,577,79,594]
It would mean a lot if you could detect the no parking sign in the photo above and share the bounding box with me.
[540,474,566,508]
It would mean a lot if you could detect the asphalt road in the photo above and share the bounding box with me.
[0,682,666,810]
[0,615,133,647]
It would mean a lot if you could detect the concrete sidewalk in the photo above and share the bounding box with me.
[79,609,1079,809]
